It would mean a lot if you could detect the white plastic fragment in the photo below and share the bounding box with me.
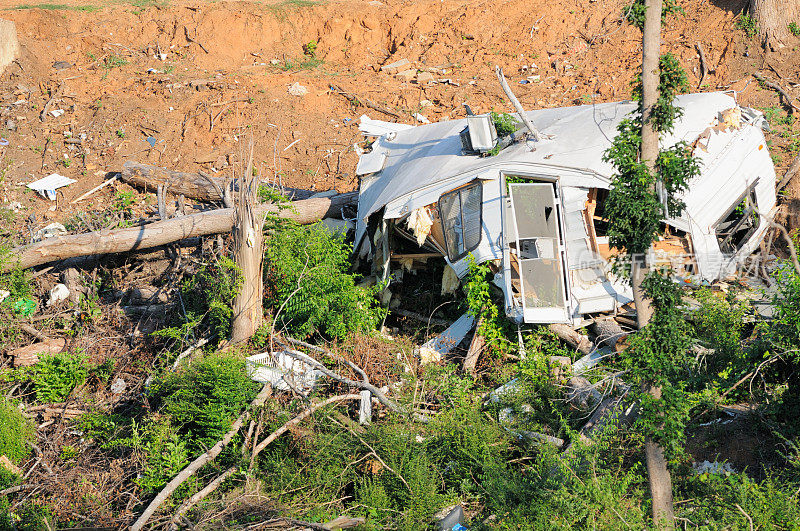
[50,109,64,118]
[288,82,308,96]
[419,313,475,365]
[0,289,9,303]
[27,174,76,200]
[46,283,70,306]
[32,222,67,242]
[110,377,127,394]
[246,350,319,391]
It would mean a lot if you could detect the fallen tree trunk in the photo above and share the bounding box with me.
[121,161,319,202]
[549,324,593,355]
[2,192,357,272]
[121,161,228,202]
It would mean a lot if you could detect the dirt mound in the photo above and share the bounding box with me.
[0,0,798,231]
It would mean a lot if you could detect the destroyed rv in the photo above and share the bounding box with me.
[353,92,777,325]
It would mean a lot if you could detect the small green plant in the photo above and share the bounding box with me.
[303,40,318,57]
[113,189,135,214]
[59,444,79,462]
[490,111,517,137]
[101,54,127,80]
[26,350,89,403]
[62,158,71,168]
[115,129,125,139]
[264,223,385,340]
[790,22,800,37]
[464,255,513,357]
[150,352,259,452]
[736,13,759,38]
[0,398,34,463]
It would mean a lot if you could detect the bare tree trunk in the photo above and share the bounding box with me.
[751,0,800,50]
[641,1,675,527]
[230,150,265,344]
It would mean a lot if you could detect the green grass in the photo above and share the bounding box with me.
[9,3,99,11]
[9,0,168,10]
[264,0,319,20]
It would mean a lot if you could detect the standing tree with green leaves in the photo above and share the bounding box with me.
[604,0,701,526]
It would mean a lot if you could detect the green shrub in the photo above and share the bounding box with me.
[464,255,513,357]
[490,112,517,137]
[28,350,88,403]
[0,399,33,463]
[692,288,750,389]
[264,223,385,340]
[151,353,259,453]
[134,418,191,494]
[736,13,759,38]
[154,257,243,348]
[790,22,800,37]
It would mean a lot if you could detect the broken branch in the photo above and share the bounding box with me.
[130,384,272,531]
[753,73,800,114]
[494,66,542,141]
[249,393,361,466]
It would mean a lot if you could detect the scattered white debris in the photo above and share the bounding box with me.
[46,283,70,306]
[27,174,76,200]
[412,113,430,124]
[0,289,10,303]
[4,201,22,212]
[419,313,475,365]
[246,350,319,391]
[50,109,64,118]
[110,377,127,394]
[693,460,736,475]
[32,222,67,242]
[288,82,308,97]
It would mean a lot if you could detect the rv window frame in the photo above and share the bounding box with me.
[438,181,483,262]
[714,183,761,254]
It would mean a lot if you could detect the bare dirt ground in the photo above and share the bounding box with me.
[0,0,798,237]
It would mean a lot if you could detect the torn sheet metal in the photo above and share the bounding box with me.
[358,114,414,137]
[27,173,76,200]
[419,313,475,364]
[246,350,319,391]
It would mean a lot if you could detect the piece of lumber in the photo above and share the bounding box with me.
[2,192,357,272]
[778,153,800,191]
[130,384,272,531]
[463,317,485,377]
[9,338,66,367]
[392,308,454,328]
[168,465,237,530]
[70,174,118,204]
[548,323,593,355]
[329,83,400,119]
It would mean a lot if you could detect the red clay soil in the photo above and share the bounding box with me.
[0,0,798,237]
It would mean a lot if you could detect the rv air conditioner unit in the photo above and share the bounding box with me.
[459,114,498,154]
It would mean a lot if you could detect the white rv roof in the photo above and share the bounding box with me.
[357,92,739,221]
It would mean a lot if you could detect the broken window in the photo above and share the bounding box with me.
[716,188,760,254]
[439,182,482,261]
